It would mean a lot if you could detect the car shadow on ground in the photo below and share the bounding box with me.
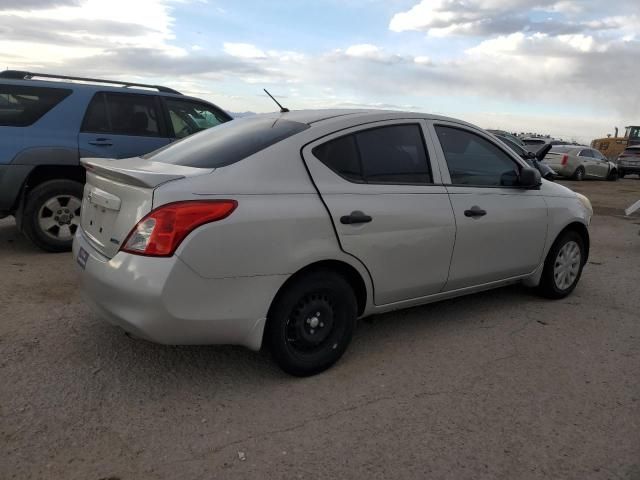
[0,218,46,256]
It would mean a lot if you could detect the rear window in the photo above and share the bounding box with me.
[144,116,309,168]
[0,84,71,127]
[550,146,575,153]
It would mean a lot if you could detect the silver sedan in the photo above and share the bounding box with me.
[543,145,619,181]
[73,110,593,376]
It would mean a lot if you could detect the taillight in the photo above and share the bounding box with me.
[561,154,569,165]
[121,200,237,257]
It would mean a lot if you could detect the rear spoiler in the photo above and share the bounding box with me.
[80,157,213,188]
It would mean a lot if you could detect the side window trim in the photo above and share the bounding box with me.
[430,121,527,189]
[310,120,436,186]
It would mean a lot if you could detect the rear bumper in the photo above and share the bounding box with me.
[73,231,287,350]
[618,164,640,174]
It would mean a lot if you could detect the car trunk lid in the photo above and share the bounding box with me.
[79,157,213,258]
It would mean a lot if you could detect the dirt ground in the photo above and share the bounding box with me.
[1,179,639,480]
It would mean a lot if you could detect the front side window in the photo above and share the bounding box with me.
[312,124,432,184]
[0,85,71,127]
[82,93,161,137]
[165,99,230,139]
[435,125,520,187]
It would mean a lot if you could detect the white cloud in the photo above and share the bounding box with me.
[345,44,381,58]
[223,42,267,59]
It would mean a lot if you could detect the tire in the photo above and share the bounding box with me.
[537,230,586,299]
[572,166,585,181]
[618,171,625,179]
[21,179,84,252]
[607,169,618,181]
[266,269,357,376]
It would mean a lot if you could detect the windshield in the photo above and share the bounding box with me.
[144,116,309,168]
[627,126,640,139]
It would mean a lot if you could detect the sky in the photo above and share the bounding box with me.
[1,0,638,143]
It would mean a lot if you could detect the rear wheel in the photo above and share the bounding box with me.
[537,230,585,299]
[572,166,585,181]
[21,179,83,252]
[266,270,357,376]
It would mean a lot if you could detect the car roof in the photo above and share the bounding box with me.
[244,109,482,129]
[1,77,184,98]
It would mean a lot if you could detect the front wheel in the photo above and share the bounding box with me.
[266,270,357,376]
[21,179,84,252]
[607,169,618,181]
[537,231,586,299]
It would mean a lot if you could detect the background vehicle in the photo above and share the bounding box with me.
[543,145,619,181]
[522,137,566,153]
[492,133,556,180]
[592,125,640,161]
[486,129,526,147]
[617,145,640,178]
[0,70,232,251]
[73,109,592,376]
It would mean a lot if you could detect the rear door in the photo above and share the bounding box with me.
[78,92,172,159]
[303,120,456,305]
[430,122,548,291]
[590,149,611,178]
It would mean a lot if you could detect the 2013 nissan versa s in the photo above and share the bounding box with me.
[73,110,593,376]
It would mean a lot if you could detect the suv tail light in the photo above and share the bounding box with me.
[561,154,569,165]
[121,200,237,257]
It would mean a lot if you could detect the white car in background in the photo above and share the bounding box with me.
[73,110,592,376]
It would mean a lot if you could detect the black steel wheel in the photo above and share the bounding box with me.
[266,270,357,376]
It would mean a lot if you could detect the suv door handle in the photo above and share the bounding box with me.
[88,138,113,146]
[464,206,487,218]
[340,211,373,225]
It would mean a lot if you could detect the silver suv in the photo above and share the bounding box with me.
[73,110,593,376]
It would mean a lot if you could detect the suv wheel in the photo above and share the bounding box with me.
[537,230,585,299]
[22,179,84,252]
[573,166,585,181]
[266,270,357,376]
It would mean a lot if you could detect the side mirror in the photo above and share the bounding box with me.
[519,167,542,188]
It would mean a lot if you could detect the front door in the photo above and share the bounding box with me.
[78,92,171,159]
[303,120,456,305]
[431,123,548,291]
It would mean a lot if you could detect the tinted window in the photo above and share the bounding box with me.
[579,149,593,158]
[435,126,520,187]
[312,134,362,182]
[82,93,161,136]
[145,116,309,168]
[165,99,230,139]
[313,124,432,184]
[591,149,605,160]
[356,125,431,183]
[0,85,71,127]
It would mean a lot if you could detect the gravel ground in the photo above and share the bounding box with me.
[1,179,639,480]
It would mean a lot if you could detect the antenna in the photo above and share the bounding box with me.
[263,88,289,113]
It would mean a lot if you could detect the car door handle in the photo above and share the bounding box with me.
[88,138,113,146]
[340,211,372,225]
[464,206,487,218]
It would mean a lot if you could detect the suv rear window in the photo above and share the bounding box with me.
[145,116,309,168]
[0,84,71,127]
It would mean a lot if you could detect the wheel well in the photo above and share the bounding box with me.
[270,260,368,317]
[17,165,85,209]
[559,222,590,262]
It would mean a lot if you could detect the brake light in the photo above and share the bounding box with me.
[561,154,569,165]
[121,200,237,257]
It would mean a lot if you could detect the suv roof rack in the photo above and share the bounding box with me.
[0,70,182,95]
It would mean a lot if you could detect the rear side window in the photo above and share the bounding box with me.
[144,116,309,168]
[313,124,432,184]
[435,125,519,187]
[0,84,71,127]
[82,92,161,137]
